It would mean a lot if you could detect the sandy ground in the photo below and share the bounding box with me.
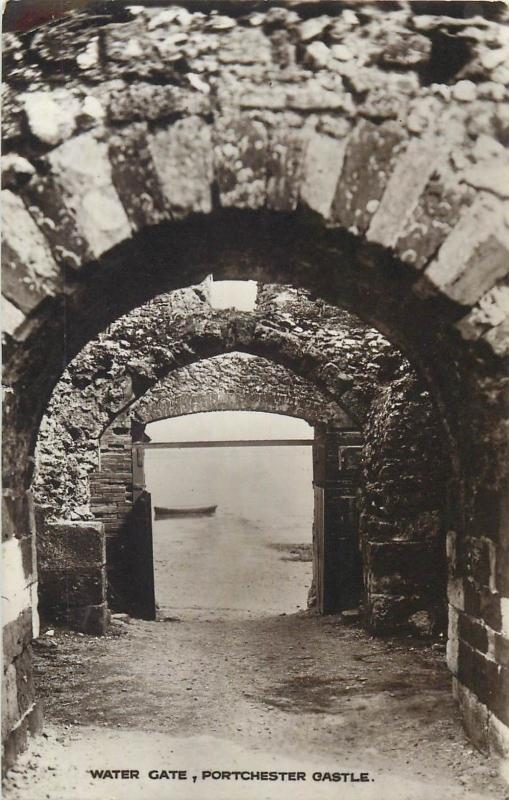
[3,519,508,800]
[152,513,313,619]
[3,613,508,800]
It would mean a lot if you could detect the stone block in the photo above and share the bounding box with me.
[2,717,27,778]
[66,603,110,636]
[266,124,307,212]
[482,593,503,633]
[502,597,509,638]
[108,82,210,124]
[494,632,509,668]
[395,168,473,269]
[488,711,509,758]
[459,610,489,654]
[447,604,459,675]
[2,190,60,313]
[287,78,353,113]
[14,648,35,717]
[21,170,93,270]
[454,678,490,753]
[367,133,444,249]
[456,284,509,343]
[459,536,497,591]
[367,593,421,632]
[366,540,434,579]
[458,640,499,710]
[20,89,79,146]
[1,664,18,741]
[423,194,509,306]
[108,123,168,230]
[3,608,33,665]
[491,665,509,726]
[1,295,26,340]
[37,521,105,570]
[38,568,106,613]
[332,120,404,233]
[2,491,35,542]
[300,130,347,220]
[463,160,509,198]
[18,535,34,581]
[149,117,213,218]
[47,131,132,259]
[1,703,42,778]
[213,116,268,209]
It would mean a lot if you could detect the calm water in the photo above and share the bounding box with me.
[144,446,314,619]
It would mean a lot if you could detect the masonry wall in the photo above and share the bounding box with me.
[447,526,509,754]
[360,371,448,634]
[2,493,41,776]
[33,288,395,521]
[89,418,135,612]
[3,0,509,769]
[36,514,108,635]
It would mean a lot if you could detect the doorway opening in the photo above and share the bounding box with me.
[144,411,315,620]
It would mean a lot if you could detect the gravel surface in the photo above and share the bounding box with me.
[3,612,507,800]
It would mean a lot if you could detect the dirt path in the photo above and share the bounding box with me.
[3,612,507,800]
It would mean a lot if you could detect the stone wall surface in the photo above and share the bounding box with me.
[88,417,134,611]
[2,0,509,769]
[361,370,449,633]
[36,515,108,634]
[132,351,349,425]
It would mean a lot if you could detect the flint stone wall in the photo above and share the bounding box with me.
[361,370,448,634]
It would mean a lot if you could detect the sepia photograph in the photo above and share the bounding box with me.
[1,0,509,798]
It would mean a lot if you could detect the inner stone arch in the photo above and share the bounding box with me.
[33,284,448,644]
[32,281,403,521]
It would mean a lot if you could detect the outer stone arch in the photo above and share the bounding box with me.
[3,0,509,769]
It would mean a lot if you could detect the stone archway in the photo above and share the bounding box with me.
[90,352,359,621]
[33,287,446,642]
[2,1,508,767]
[33,283,397,519]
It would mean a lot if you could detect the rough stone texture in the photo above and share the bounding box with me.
[133,352,350,426]
[35,307,447,637]
[33,284,397,520]
[360,371,448,633]
[2,190,60,314]
[2,0,509,766]
[1,2,508,297]
[35,517,108,635]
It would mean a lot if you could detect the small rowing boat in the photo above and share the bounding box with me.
[154,505,217,520]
